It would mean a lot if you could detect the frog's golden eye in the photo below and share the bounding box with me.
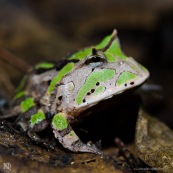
[85,48,107,67]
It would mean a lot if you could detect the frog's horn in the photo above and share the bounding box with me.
[100,29,117,52]
[92,47,98,55]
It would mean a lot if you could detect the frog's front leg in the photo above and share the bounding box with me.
[17,110,54,150]
[52,113,103,155]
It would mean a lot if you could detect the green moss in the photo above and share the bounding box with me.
[52,113,68,130]
[116,72,137,86]
[75,69,115,105]
[20,97,35,113]
[30,110,46,126]
[48,62,74,94]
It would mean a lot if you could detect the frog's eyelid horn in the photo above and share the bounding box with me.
[92,47,98,55]
[97,29,117,52]
[86,29,117,64]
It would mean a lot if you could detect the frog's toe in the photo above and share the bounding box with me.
[87,140,102,150]
[72,139,103,155]
[51,113,104,155]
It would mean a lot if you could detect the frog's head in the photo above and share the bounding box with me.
[58,30,149,115]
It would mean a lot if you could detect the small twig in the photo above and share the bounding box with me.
[115,138,155,173]
[0,47,31,73]
[115,138,137,172]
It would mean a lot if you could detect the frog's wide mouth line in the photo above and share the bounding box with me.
[75,71,149,111]
[71,84,141,124]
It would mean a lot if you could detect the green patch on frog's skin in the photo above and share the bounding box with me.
[48,62,74,94]
[94,86,106,95]
[15,75,27,94]
[75,69,115,105]
[131,65,139,71]
[96,35,127,60]
[140,64,148,71]
[30,110,46,126]
[69,131,75,136]
[116,72,137,86]
[104,52,117,62]
[52,113,68,130]
[69,34,126,61]
[14,91,25,99]
[20,97,35,113]
[69,48,91,60]
[35,62,55,69]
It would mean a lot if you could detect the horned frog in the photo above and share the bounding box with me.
[0,30,149,155]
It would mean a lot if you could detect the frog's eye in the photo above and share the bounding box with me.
[85,48,107,67]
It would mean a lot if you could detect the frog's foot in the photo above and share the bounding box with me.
[51,113,105,156]
[52,127,104,155]
[17,119,55,150]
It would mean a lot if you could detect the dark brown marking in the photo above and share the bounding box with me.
[59,125,72,137]
[91,89,95,93]
[47,80,51,85]
[45,112,54,119]
[96,82,100,86]
[87,92,91,95]
[58,96,63,101]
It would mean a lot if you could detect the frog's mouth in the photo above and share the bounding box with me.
[68,77,148,121]
[75,71,149,111]
[69,84,142,124]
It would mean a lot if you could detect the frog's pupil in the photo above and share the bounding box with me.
[91,56,101,62]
